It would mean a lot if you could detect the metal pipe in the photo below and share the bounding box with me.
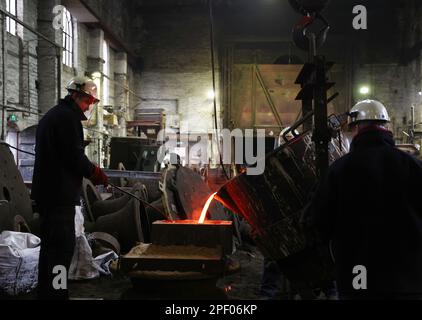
[103,169,161,181]
[16,132,19,165]
[1,12,6,141]
[411,105,415,132]
[255,65,283,129]
[411,105,415,144]
[56,46,61,104]
[327,92,339,104]
[2,104,42,117]
[102,73,143,102]
[0,141,34,156]
[108,182,164,216]
[1,104,110,136]
[288,111,314,140]
[0,8,60,48]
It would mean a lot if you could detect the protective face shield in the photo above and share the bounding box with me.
[84,102,97,121]
[66,76,100,121]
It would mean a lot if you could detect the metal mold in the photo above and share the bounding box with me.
[0,143,33,232]
[120,244,224,276]
[151,220,233,256]
[89,197,144,253]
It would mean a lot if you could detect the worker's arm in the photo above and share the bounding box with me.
[55,118,95,178]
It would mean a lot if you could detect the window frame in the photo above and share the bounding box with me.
[62,8,74,68]
[6,0,17,36]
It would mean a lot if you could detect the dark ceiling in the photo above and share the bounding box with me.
[127,0,403,64]
[129,0,400,39]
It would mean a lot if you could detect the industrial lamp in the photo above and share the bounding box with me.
[207,90,215,100]
[359,86,370,95]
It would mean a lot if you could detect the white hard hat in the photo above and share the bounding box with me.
[66,76,100,104]
[349,99,390,124]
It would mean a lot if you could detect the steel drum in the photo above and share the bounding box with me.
[217,132,346,291]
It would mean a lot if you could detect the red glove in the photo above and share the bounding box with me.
[90,166,109,187]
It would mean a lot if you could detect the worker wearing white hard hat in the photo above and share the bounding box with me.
[305,99,422,299]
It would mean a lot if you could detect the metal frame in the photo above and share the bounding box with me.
[103,169,161,181]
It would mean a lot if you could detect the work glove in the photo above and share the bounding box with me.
[90,166,109,187]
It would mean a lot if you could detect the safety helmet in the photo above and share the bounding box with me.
[348,99,390,125]
[66,76,100,104]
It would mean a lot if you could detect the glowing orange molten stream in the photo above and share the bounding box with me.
[198,192,217,224]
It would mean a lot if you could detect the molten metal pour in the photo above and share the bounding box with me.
[198,192,217,224]
[150,193,233,257]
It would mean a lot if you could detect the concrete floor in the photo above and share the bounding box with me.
[67,245,265,300]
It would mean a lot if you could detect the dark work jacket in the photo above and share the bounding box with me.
[31,96,95,208]
[308,127,422,298]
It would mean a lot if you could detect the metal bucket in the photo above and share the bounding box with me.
[216,132,346,290]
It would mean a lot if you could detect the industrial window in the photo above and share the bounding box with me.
[6,0,17,36]
[62,7,73,68]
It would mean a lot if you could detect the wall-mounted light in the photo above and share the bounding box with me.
[418,91,422,96]
[207,90,215,100]
[8,114,18,123]
[359,86,370,95]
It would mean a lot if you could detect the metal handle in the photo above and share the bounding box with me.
[108,182,164,217]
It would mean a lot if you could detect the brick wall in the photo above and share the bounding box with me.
[352,64,417,141]
[0,0,40,134]
[138,8,221,135]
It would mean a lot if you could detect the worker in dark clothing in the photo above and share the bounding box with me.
[306,99,422,300]
[31,76,109,300]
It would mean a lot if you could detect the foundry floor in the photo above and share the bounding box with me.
[67,245,265,300]
[5,244,266,300]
